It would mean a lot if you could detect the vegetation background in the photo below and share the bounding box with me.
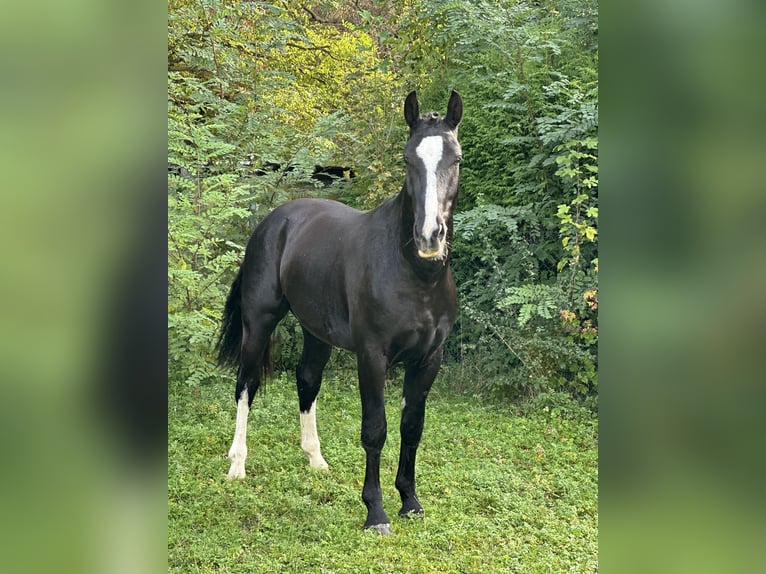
[168,0,598,401]
[168,0,598,571]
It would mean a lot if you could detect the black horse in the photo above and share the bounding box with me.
[216,91,463,534]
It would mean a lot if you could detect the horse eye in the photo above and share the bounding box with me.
[455,155,463,164]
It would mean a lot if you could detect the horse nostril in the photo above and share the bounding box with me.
[415,221,446,247]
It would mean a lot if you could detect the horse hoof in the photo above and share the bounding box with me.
[398,497,424,518]
[227,466,246,479]
[365,523,392,536]
[398,508,425,519]
[309,457,329,471]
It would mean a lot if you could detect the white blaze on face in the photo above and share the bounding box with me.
[415,135,444,241]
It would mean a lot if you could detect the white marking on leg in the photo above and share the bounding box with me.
[300,400,328,470]
[401,397,407,411]
[415,135,444,240]
[227,389,249,479]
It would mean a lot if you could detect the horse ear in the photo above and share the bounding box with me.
[404,91,419,128]
[445,90,463,129]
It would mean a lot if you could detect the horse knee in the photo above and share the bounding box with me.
[400,407,426,447]
[361,419,387,451]
[400,423,425,448]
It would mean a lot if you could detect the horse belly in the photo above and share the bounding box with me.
[281,245,354,350]
[293,293,353,350]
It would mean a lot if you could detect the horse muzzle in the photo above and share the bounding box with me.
[417,249,443,260]
[414,223,448,260]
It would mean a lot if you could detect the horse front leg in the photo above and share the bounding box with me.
[357,351,391,534]
[396,348,442,518]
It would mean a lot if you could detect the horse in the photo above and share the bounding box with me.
[216,90,463,534]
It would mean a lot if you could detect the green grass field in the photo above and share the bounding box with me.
[169,371,597,573]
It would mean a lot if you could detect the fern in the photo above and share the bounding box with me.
[499,284,562,327]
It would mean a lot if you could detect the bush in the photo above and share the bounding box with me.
[446,197,597,401]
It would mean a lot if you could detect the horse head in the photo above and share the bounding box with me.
[403,90,463,261]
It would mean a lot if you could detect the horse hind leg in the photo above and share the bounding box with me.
[296,328,332,470]
[228,378,250,479]
[227,304,287,479]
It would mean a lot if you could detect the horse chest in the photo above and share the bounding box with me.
[354,282,452,360]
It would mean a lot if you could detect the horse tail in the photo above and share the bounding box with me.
[215,267,274,383]
[216,267,244,369]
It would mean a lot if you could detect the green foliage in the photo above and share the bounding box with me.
[501,284,560,327]
[167,109,256,386]
[447,200,597,399]
[167,0,598,403]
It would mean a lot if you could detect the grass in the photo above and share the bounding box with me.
[169,371,598,573]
